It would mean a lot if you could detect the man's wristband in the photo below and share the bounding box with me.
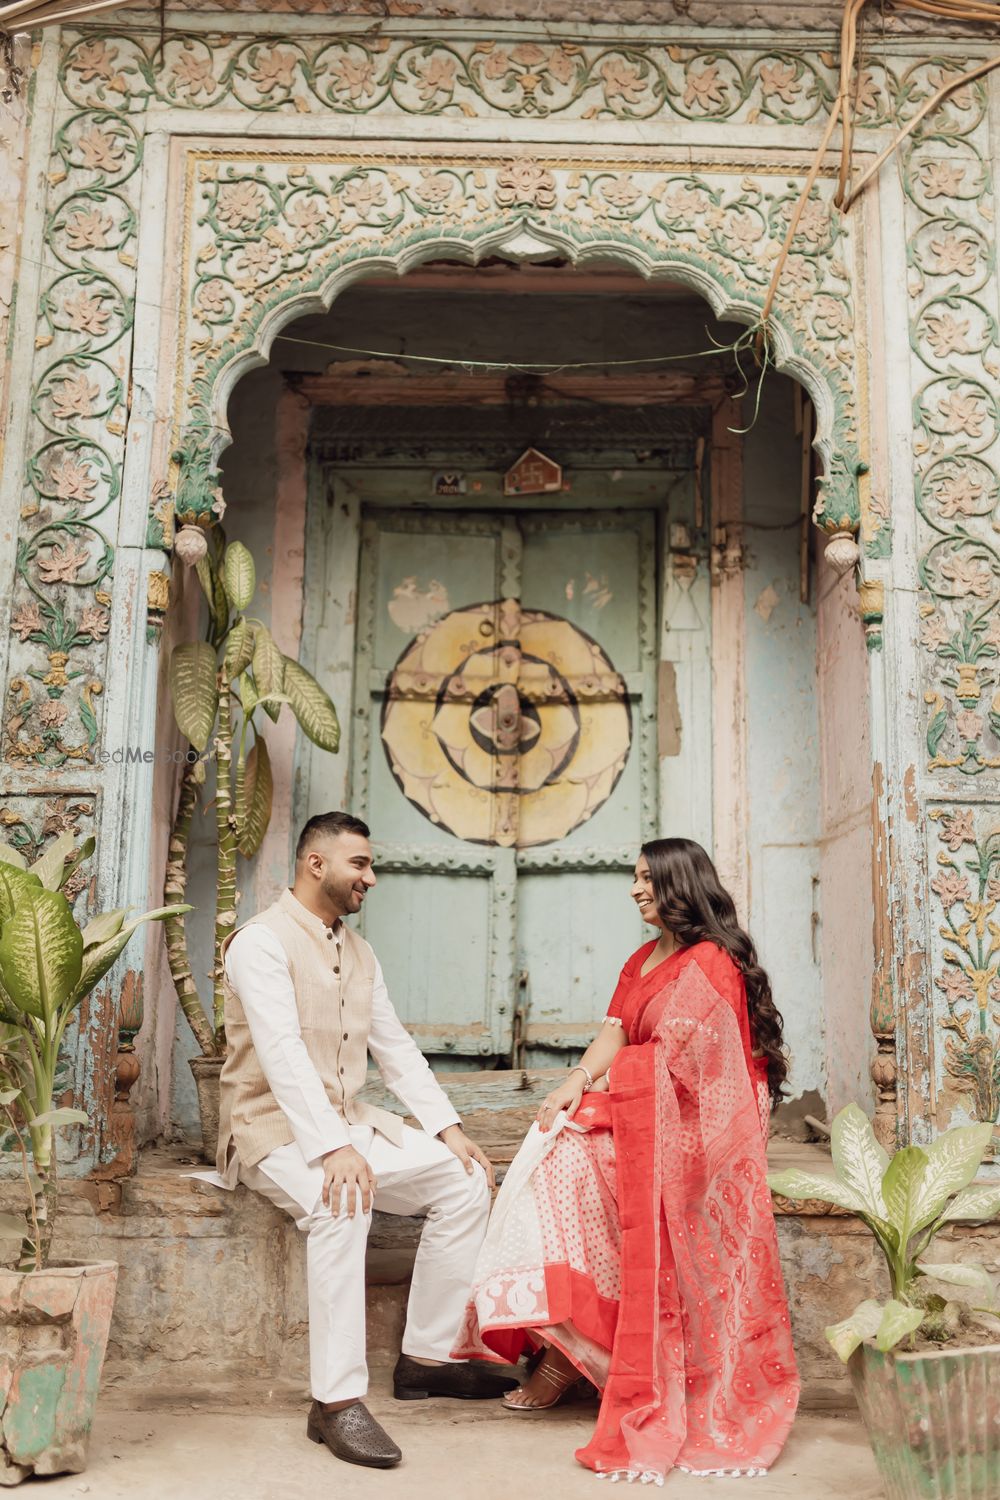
[569,1064,593,1090]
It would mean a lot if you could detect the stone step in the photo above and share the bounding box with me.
[0,1131,874,1412]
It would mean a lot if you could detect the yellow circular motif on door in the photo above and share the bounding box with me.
[381,598,632,848]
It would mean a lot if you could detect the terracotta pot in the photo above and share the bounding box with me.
[188,1054,224,1164]
[0,1261,118,1483]
[850,1339,1000,1500]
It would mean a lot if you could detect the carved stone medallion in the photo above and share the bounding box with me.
[381,599,631,848]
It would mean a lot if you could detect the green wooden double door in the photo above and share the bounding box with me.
[351,507,657,1066]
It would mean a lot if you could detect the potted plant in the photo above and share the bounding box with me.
[769,1103,1000,1500]
[165,529,341,1158]
[0,837,188,1482]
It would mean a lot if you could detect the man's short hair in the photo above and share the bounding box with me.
[295,811,371,862]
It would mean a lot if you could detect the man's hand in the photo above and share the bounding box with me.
[438,1124,495,1189]
[321,1145,376,1217]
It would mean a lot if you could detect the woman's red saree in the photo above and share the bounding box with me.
[453,942,799,1483]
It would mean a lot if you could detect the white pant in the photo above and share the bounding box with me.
[238,1125,491,1402]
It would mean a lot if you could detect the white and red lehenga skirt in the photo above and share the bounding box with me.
[453,959,800,1485]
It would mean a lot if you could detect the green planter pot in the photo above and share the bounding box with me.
[0,1261,118,1483]
[850,1340,1000,1500]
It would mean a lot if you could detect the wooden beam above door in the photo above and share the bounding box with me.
[292,364,731,409]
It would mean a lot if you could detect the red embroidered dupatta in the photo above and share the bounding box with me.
[577,949,799,1479]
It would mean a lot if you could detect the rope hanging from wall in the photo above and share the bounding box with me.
[761,0,1000,335]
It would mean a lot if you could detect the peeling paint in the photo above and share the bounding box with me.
[387,576,449,632]
[582,572,612,609]
[657,661,682,758]
[565,575,614,609]
[754,582,781,622]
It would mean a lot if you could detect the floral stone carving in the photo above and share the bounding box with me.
[929,807,1000,1137]
[174,149,863,551]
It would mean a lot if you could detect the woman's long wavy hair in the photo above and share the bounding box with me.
[640,837,788,1107]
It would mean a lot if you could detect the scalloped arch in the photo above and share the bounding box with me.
[173,180,866,563]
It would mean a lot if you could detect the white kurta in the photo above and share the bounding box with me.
[202,917,489,1402]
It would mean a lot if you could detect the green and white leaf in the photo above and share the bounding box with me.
[211,563,229,635]
[31,1107,88,1130]
[0,888,83,1022]
[223,541,255,612]
[232,734,249,844]
[70,904,191,1006]
[825,1299,884,1364]
[237,737,273,860]
[80,909,126,949]
[941,1183,1000,1224]
[27,832,76,892]
[239,670,259,719]
[0,1213,30,1240]
[194,552,215,609]
[912,1125,994,1231]
[832,1103,889,1219]
[251,627,284,723]
[281,657,340,752]
[768,1168,868,1215]
[58,837,95,892]
[196,554,228,637]
[0,972,20,1025]
[0,843,26,871]
[875,1299,924,1353]
[170,642,219,753]
[918,1261,997,1311]
[0,864,42,926]
[881,1146,928,1249]
[224,618,255,682]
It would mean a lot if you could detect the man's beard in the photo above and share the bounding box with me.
[321,873,355,913]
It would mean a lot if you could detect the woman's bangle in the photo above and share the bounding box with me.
[569,1064,593,1090]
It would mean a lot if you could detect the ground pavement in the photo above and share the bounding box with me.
[45,1370,883,1500]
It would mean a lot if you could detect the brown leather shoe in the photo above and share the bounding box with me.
[306,1400,402,1468]
[393,1353,519,1401]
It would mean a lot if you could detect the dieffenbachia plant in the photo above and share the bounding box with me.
[0,837,189,1269]
[166,534,340,1056]
[769,1104,1000,1360]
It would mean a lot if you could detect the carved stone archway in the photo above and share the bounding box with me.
[162,145,870,576]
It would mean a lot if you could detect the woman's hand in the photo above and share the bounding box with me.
[536,1072,586,1133]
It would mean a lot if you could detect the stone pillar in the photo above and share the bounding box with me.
[0,32,164,1172]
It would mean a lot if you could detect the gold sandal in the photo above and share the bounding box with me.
[501,1359,582,1415]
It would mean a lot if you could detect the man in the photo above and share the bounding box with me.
[215,811,516,1469]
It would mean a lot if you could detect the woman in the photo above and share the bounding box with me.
[452,838,799,1484]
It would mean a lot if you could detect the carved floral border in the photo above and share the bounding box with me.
[899,74,1000,781]
[929,806,1000,1136]
[58,33,845,123]
[173,145,863,538]
[1,61,141,769]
